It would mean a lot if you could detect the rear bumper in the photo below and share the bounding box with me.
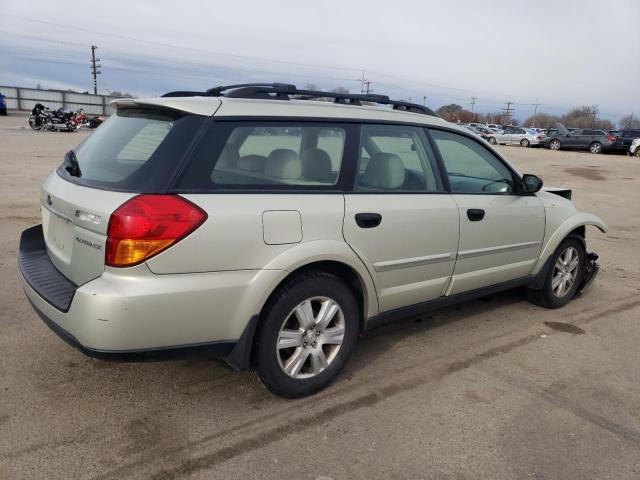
[19,224,285,361]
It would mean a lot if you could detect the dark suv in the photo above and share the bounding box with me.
[545,126,617,154]
[611,129,640,153]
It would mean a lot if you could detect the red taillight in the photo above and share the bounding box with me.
[106,195,207,267]
[607,135,616,142]
[537,135,543,140]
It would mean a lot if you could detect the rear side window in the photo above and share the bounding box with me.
[430,129,515,194]
[59,108,206,192]
[177,122,346,189]
[355,124,443,192]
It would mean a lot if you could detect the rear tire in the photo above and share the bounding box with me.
[253,272,359,398]
[549,139,561,151]
[520,139,530,147]
[527,237,585,309]
[590,142,603,154]
[635,148,640,158]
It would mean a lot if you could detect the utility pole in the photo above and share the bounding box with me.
[90,45,101,95]
[531,98,542,127]
[502,101,514,125]
[423,96,427,106]
[358,70,372,95]
[470,96,477,113]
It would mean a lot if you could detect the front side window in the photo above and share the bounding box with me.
[355,124,443,192]
[178,123,346,189]
[430,129,516,194]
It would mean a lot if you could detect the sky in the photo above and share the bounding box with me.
[1,0,639,124]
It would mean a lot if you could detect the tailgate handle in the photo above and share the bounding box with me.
[467,209,485,221]
[355,213,382,228]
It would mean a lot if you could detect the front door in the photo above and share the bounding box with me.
[429,129,545,295]
[343,124,460,312]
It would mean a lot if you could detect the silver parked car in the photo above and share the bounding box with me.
[488,127,545,147]
[19,83,606,397]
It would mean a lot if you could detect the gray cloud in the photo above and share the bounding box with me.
[1,0,638,122]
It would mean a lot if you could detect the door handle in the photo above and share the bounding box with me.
[355,213,382,228]
[467,208,485,221]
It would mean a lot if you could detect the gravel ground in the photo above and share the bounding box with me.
[1,112,639,479]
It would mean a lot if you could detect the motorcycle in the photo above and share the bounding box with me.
[28,104,80,132]
[28,103,49,130]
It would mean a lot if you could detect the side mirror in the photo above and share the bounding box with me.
[522,174,543,193]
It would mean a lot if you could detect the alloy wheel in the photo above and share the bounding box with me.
[550,140,560,150]
[276,296,345,379]
[551,247,580,298]
[590,143,602,154]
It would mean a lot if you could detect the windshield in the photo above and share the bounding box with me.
[58,108,206,192]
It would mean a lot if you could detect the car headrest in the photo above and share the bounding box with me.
[361,152,406,190]
[265,149,302,180]
[302,148,333,182]
[217,144,240,168]
[237,154,267,172]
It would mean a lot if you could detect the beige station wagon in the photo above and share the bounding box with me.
[19,83,606,397]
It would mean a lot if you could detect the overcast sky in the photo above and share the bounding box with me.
[1,0,639,123]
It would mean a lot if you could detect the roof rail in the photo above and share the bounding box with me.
[161,83,436,116]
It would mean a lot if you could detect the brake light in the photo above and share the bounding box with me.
[106,195,207,267]
[607,135,616,142]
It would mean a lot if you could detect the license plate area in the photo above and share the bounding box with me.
[43,207,74,262]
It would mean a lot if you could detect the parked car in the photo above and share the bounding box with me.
[488,127,544,147]
[545,124,617,153]
[18,83,606,398]
[486,123,503,132]
[0,92,7,116]
[629,138,640,157]
[611,129,640,154]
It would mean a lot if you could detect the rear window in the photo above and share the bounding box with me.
[177,122,347,190]
[58,108,206,192]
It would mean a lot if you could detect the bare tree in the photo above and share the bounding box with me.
[560,105,612,129]
[436,104,463,122]
[523,112,560,128]
[619,114,640,130]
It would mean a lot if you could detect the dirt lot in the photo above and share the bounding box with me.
[1,112,639,480]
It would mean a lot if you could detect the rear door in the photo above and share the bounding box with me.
[343,124,459,312]
[429,128,545,295]
[510,127,527,144]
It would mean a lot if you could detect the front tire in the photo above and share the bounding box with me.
[635,148,640,158]
[527,237,585,309]
[488,137,497,145]
[590,142,603,154]
[520,138,530,147]
[253,272,359,398]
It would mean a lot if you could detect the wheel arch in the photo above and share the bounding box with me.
[224,245,379,371]
[532,213,607,277]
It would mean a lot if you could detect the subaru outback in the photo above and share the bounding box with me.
[19,83,606,397]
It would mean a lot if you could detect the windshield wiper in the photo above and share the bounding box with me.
[64,150,82,177]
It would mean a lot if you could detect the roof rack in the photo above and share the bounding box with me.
[162,82,436,116]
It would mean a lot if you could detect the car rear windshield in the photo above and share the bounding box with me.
[57,108,206,192]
